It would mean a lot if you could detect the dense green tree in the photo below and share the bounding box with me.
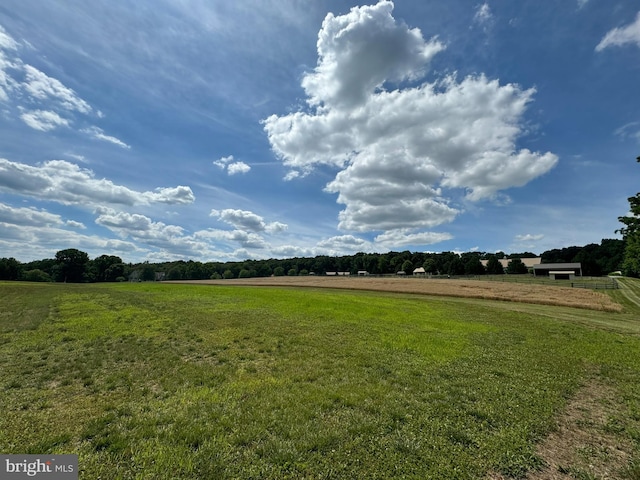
[166,265,185,280]
[423,258,438,274]
[238,269,251,278]
[273,266,285,276]
[485,256,504,275]
[541,246,582,264]
[223,270,235,279]
[617,157,640,277]
[464,255,486,275]
[447,257,465,276]
[140,263,156,281]
[93,255,124,282]
[0,257,20,280]
[401,260,414,275]
[53,249,90,282]
[506,258,528,274]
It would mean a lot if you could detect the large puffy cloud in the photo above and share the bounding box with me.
[301,1,444,109]
[264,1,557,243]
[95,208,207,255]
[0,158,195,206]
[95,208,271,257]
[596,12,640,52]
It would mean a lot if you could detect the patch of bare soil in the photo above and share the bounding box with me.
[171,276,622,312]
[489,378,633,479]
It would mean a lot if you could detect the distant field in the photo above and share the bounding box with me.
[178,275,623,312]
[1,281,639,479]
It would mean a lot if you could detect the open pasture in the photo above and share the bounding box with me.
[1,280,639,479]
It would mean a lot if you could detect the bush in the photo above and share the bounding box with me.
[22,269,52,282]
[223,270,235,279]
[238,269,251,278]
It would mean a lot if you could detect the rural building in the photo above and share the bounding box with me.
[413,267,426,275]
[533,263,582,278]
[480,257,542,270]
[357,271,369,276]
[396,271,406,275]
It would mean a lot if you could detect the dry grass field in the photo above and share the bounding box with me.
[175,276,622,313]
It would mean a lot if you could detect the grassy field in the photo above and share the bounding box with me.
[1,281,640,479]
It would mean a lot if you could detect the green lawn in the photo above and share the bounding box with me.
[1,281,639,479]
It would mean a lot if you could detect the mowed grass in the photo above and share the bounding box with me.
[1,281,639,479]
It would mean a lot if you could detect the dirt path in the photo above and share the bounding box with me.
[169,276,622,312]
[489,377,633,479]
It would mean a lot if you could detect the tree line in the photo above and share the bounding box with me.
[0,238,626,283]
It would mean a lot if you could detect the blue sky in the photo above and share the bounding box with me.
[0,0,639,263]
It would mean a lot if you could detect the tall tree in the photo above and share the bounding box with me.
[618,156,640,277]
[506,258,528,274]
[0,257,20,280]
[93,255,124,281]
[401,259,414,275]
[485,255,504,275]
[53,249,90,282]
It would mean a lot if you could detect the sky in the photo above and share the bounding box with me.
[0,0,639,263]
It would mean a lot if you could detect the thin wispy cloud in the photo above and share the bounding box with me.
[596,12,640,51]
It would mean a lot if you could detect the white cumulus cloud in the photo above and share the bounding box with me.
[0,202,63,227]
[264,1,557,242]
[210,208,287,233]
[0,158,195,206]
[374,229,453,248]
[19,109,70,131]
[214,155,251,175]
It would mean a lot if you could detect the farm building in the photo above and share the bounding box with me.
[357,271,369,276]
[480,257,541,270]
[533,263,582,278]
[413,267,426,275]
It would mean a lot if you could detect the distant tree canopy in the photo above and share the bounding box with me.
[618,156,640,277]
[0,236,628,284]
